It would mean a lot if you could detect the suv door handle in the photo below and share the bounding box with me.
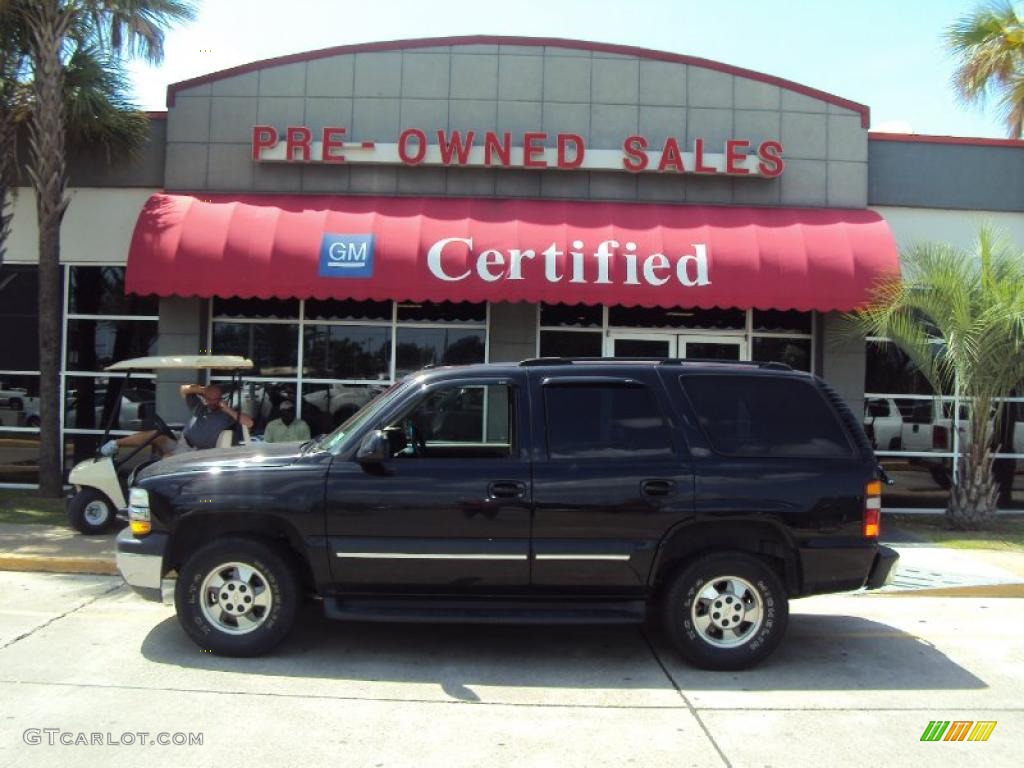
[640,479,676,497]
[488,481,527,500]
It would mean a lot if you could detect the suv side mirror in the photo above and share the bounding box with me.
[356,430,389,465]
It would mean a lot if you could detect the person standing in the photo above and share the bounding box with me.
[263,400,311,443]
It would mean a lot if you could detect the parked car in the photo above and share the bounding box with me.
[0,385,40,427]
[116,358,897,670]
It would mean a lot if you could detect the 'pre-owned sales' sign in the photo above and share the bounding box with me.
[251,125,784,177]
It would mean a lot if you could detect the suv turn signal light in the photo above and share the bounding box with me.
[864,480,882,537]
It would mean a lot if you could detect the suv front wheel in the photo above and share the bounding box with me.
[661,552,788,670]
[175,537,299,657]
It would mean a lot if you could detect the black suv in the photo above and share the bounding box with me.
[116,359,897,670]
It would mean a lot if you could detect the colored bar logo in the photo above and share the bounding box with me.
[319,234,374,278]
[920,720,997,742]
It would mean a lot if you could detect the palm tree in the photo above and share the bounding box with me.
[0,7,30,265]
[947,1,1024,138]
[14,0,195,496]
[850,226,1024,530]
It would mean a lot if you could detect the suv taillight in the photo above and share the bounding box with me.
[933,425,949,450]
[864,480,881,537]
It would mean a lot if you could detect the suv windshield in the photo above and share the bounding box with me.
[317,379,410,452]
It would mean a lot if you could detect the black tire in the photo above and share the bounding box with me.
[67,488,116,535]
[175,537,298,657]
[9,397,24,411]
[661,551,788,670]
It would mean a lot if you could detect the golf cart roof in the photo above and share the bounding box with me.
[105,355,254,372]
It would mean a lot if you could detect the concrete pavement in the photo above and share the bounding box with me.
[0,571,1021,767]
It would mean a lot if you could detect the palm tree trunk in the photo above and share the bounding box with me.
[25,0,72,496]
[946,412,1000,530]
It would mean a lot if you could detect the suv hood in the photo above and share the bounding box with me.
[137,441,307,481]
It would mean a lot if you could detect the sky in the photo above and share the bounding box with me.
[127,0,1010,139]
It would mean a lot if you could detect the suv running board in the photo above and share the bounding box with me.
[323,597,647,625]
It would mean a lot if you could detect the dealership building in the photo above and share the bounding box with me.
[1,36,1021,510]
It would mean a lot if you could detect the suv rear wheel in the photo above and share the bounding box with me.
[175,537,298,656]
[661,552,788,670]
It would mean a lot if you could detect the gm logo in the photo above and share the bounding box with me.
[319,234,374,278]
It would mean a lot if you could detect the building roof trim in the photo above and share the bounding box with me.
[869,131,1024,148]
[165,35,870,128]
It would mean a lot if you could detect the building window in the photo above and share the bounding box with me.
[61,266,159,470]
[864,338,1021,511]
[209,299,487,439]
[537,304,814,373]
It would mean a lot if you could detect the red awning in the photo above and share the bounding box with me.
[126,193,899,312]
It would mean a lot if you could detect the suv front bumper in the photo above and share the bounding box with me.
[115,527,168,602]
[865,545,899,589]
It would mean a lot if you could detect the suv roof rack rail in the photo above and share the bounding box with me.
[518,357,792,371]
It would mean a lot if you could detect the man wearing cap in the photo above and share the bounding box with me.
[263,400,311,443]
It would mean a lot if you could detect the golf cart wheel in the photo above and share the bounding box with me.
[67,488,116,535]
[661,551,789,671]
[175,537,298,657]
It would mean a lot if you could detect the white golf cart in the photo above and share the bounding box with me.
[66,355,254,534]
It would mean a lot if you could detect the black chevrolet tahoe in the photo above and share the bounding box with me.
[116,359,898,670]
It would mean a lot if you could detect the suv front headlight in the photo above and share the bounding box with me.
[128,488,151,536]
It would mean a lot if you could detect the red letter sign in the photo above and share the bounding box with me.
[757,140,784,177]
[438,130,476,165]
[557,134,585,169]
[622,136,649,172]
[251,125,278,160]
[285,126,312,162]
[725,139,750,175]
[523,132,548,168]
[657,138,685,173]
[399,128,427,165]
[322,127,346,164]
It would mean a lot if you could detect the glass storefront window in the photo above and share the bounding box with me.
[301,382,391,436]
[63,376,155,431]
[65,319,158,371]
[752,337,811,372]
[396,301,486,324]
[865,341,943,395]
[0,430,40,484]
[69,266,156,316]
[540,303,602,328]
[876,456,953,509]
[211,323,299,376]
[539,330,603,358]
[305,299,392,321]
[303,325,392,380]
[0,266,42,371]
[0,375,41,428]
[212,297,300,319]
[752,309,812,334]
[395,327,485,377]
[608,306,745,330]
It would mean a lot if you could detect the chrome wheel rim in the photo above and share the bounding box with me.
[83,500,110,527]
[199,561,273,635]
[690,575,764,648]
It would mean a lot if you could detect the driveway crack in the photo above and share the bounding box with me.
[639,627,733,768]
[1,582,123,650]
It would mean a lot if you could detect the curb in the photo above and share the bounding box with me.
[870,583,1024,598]
[0,554,118,577]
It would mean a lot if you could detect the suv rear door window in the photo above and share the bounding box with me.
[544,383,673,459]
[680,375,852,458]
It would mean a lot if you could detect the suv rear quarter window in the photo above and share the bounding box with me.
[543,382,673,459]
[680,375,853,458]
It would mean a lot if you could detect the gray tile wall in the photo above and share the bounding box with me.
[166,44,867,207]
[820,311,866,417]
[155,297,207,422]
[488,302,538,362]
